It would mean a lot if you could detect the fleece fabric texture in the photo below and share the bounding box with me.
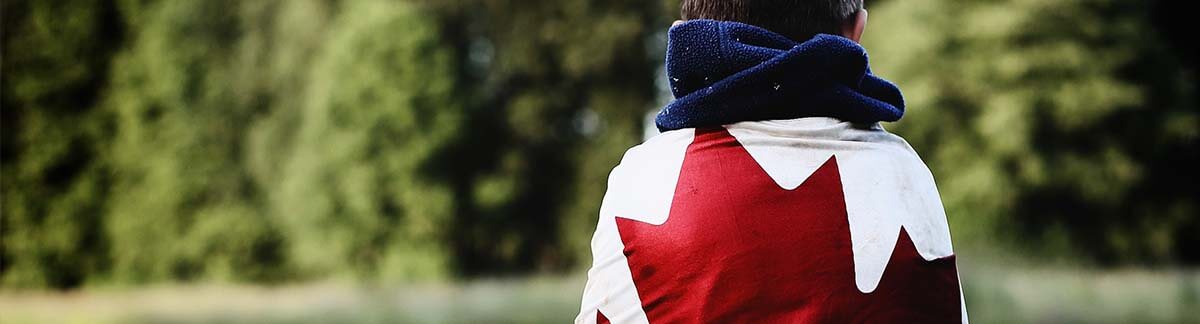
[656,19,905,131]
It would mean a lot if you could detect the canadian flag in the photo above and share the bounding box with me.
[575,118,967,323]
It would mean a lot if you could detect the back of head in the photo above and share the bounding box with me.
[681,0,863,42]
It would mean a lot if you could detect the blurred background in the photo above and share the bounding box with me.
[1,0,1197,323]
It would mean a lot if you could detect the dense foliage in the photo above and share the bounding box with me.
[864,0,1198,264]
[2,0,1195,289]
[2,0,663,288]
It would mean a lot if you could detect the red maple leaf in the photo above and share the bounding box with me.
[615,127,962,323]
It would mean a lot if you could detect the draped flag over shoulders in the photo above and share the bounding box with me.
[576,20,966,323]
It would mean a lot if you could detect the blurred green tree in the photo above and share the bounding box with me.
[102,0,463,283]
[3,0,468,288]
[864,0,1198,264]
[1,0,123,288]
[428,0,665,274]
[264,0,462,281]
[101,0,287,284]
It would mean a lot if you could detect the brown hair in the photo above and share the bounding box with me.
[681,0,863,41]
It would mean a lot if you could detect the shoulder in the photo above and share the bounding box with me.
[613,128,695,168]
[600,128,695,225]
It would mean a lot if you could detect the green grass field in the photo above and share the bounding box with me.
[2,266,1198,324]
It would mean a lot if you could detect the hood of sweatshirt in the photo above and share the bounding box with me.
[656,19,905,131]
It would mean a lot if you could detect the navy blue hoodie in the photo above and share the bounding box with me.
[656,19,905,131]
